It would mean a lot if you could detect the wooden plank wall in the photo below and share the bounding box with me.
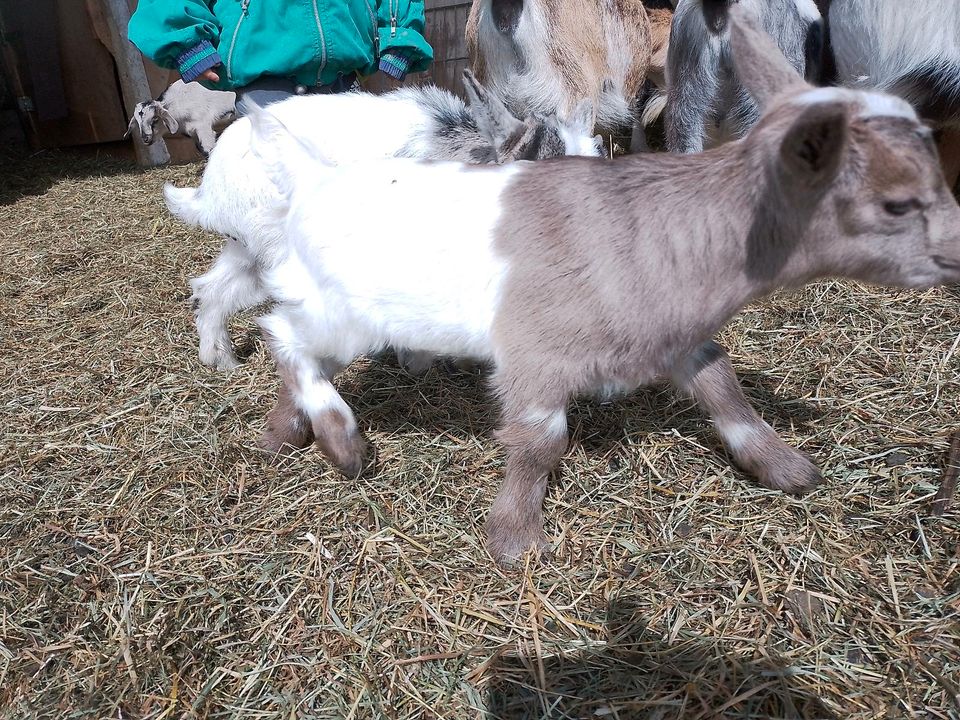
[1,0,474,151]
[422,0,472,97]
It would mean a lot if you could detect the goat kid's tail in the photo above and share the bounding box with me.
[241,97,334,200]
[163,184,204,226]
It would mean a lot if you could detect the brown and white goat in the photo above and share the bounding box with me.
[237,7,960,564]
[465,0,662,149]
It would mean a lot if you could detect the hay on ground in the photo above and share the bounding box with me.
[0,148,958,719]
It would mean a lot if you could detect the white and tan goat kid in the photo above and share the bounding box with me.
[168,72,601,372]
[244,8,960,565]
[466,0,656,149]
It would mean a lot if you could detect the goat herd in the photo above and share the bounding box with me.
[141,0,960,565]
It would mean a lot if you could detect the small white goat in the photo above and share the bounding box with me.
[125,79,236,156]
[227,7,960,564]
[665,0,823,153]
[829,0,960,187]
[465,0,658,149]
[167,72,601,370]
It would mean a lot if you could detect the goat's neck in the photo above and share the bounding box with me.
[619,144,816,350]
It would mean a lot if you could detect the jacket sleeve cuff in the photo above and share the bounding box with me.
[378,51,410,80]
[176,40,221,82]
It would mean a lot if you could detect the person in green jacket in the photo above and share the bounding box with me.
[128,0,433,109]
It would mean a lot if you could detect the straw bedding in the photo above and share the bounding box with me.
[0,148,957,719]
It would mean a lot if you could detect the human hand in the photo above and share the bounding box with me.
[199,67,220,83]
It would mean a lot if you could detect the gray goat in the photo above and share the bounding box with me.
[666,0,822,153]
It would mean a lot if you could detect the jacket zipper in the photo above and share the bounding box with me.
[310,0,328,85]
[390,0,397,37]
[226,0,251,82]
[364,0,379,56]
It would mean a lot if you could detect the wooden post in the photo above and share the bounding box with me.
[99,0,169,166]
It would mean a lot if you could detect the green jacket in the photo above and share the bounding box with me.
[128,0,433,90]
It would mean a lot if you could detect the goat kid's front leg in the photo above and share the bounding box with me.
[671,341,821,493]
[486,402,569,565]
[665,43,720,154]
[260,378,314,456]
[190,238,268,370]
[193,126,218,157]
[284,358,367,478]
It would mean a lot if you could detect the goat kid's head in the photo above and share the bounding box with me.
[462,69,603,161]
[726,5,960,289]
[124,100,178,145]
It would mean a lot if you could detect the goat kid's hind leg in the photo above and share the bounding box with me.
[285,356,367,478]
[395,348,435,376]
[671,341,821,493]
[190,238,268,370]
[486,394,569,565]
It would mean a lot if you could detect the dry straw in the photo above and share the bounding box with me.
[0,148,957,719]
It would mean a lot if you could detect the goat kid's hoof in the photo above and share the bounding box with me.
[396,348,434,376]
[258,425,314,461]
[485,523,549,567]
[199,348,243,371]
[752,449,822,494]
[322,434,370,480]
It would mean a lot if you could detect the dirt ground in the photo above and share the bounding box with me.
[0,148,958,719]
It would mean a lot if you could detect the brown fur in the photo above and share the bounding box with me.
[486,414,569,560]
[312,407,368,479]
[263,359,367,478]
[259,381,315,455]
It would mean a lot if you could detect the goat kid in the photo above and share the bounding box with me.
[233,8,960,564]
[666,0,823,153]
[125,79,236,156]
[167,72,601,372]
[466,0,655,150]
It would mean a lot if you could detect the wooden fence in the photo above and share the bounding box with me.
[0,0,474,160]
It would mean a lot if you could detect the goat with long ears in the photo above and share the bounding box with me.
[227,6,960,564]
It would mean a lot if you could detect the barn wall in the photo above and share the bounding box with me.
[0,0,473,155]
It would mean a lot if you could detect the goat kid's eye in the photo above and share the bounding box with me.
[882,199,919,217]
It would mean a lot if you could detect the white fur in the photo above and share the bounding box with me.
[523,408,568,436]
[259,159,520,369]
[830,0,960,110]
[719,421,761,451]
[794,87,918,121]
[794,0,820,23]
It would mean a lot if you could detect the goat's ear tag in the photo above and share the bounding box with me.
[779,101,848,183]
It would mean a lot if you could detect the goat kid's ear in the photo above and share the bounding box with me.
[463,68,524,145]
[159,106,180,134]
[123,114,138,139]
[779,101,848,186]
[728,4,808,110]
